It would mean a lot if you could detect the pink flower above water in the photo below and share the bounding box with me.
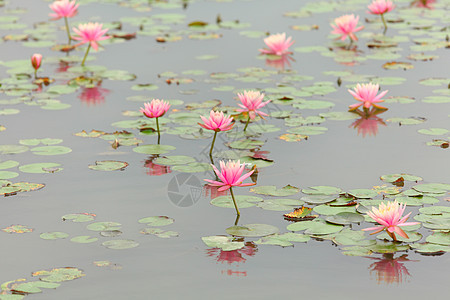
[236,90,270,120]
[259,33,294,56]
[331,14,364,41]
[348,83,388,110]
[31,53,42,71]
[368,0,395,15]
[140,99,171,118]
[362,201,420,241]
[199,110,234,132]
[72,22,110,51]
[204,160,255,192]
[49,0,79,20]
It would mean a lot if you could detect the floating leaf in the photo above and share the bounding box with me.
[201,236,245,251]
[131,83,159,91]
[154,156,196,166]
[367,241,410,254]
[102,239,139,250]
[0,145,28,154]
[138,216,174,226]
[40,232,69,240]
[140,228,179,238]
[418,128,449,136]
[70,236,98,244]
[31,146,72,155]
[255,232,310,247]
[172,162,211,173]
[410,243,450,254]
[133,144,176,155]
[250,185,299,197]
[0,160,19,170]
[287,126,328,135]
[287,219,343,235]
[32,267,85,282]
[13,281,60,294]
[87,222,121,232]
[333,229,375,246]
[302,186,342,195]
[279,133,308,142]
[325,212,364,225]
[0,171,19,179]
[19,163,62,174]
[88,161,128,171]
[226,223,279,237]
[348,189,378,199]
[382,61,414,70]
[2,225,33,233]
[62,213,95,223]
[211,195,262,208]
[380,173,422,183]
[413,183,450,194]
[301,195,337,204]
[257,198,305,211]
[283,207,316,221]
[426,232,450,246]
[313,205,356,216]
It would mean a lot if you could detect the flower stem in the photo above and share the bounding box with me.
[81,44,91,66]
[380,13,388,34]
[229,187,240,216]
[243,115,251,132]
[64,17,72,45]
[156,117,161,145]
[209,131,218,157]
[34,69,37,79]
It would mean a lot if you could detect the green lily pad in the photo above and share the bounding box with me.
[87,222,121,232]
[138,216,174,226]
[13,281,60,294]
[422,96,450,104]
[380,173,423,183]
[62,213,95,223]
[154,155,196,165]
[19,163,62,174]
[32,267,85,282]
[227,139,265,150]
[210,195,262,209]
[102,239,139,250]
[413,183,449,194]
[341,245,373,256]
[313,205,357,216]
[201,236,245,251]
[226,223,279,237]
[0,145,29,154]
[70,236,98,244]
[255,232,310,247]
[410,243,450,254]
[0,109,19,115]
[332,229,375,246]
[172,162,211,173]
[301,194,337,204]
[256,198,305,211]
[426,232,450,246]
[250,185,299,196]
[31,146,72,155]
[287,126,328,135]
[419,206,450,215]
[140,228,179,238]
[133,144,176,155]
[0,171,19,179]
[40,232,69,240]
[88,161,128,171]
[418,128,449,136]
[287,219,344,235]
[325,212,365,225]
[348,189,378,199]
[302,186,343,195]
[0,160,19,170]
[367,241,410,254]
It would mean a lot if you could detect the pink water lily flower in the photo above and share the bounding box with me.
[205,160,255,192]
[331,14,364,41]
[72,22,110,51]
[199,110,234,132]
[140,99,171,118]
[368,0,395,15]
[49,0,79,20]
[348,83,388,110]
[259,33,294,56]
[237,90,270,120]
[362,201,420,241]
[31,54,42,70]
[31,53,42,78]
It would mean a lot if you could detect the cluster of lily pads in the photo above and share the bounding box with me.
[0,0,449,295]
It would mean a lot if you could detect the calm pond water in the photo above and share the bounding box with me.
[1,0,449,299]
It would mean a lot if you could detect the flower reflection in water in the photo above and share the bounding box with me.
[350,108,386,137]
[265,54,295,70]
[79,84,110,106]
[206,241,257,277]
[144,155,171,176]
[368,253,415,284]
[203,184,229,200]
[411,0,436,9]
